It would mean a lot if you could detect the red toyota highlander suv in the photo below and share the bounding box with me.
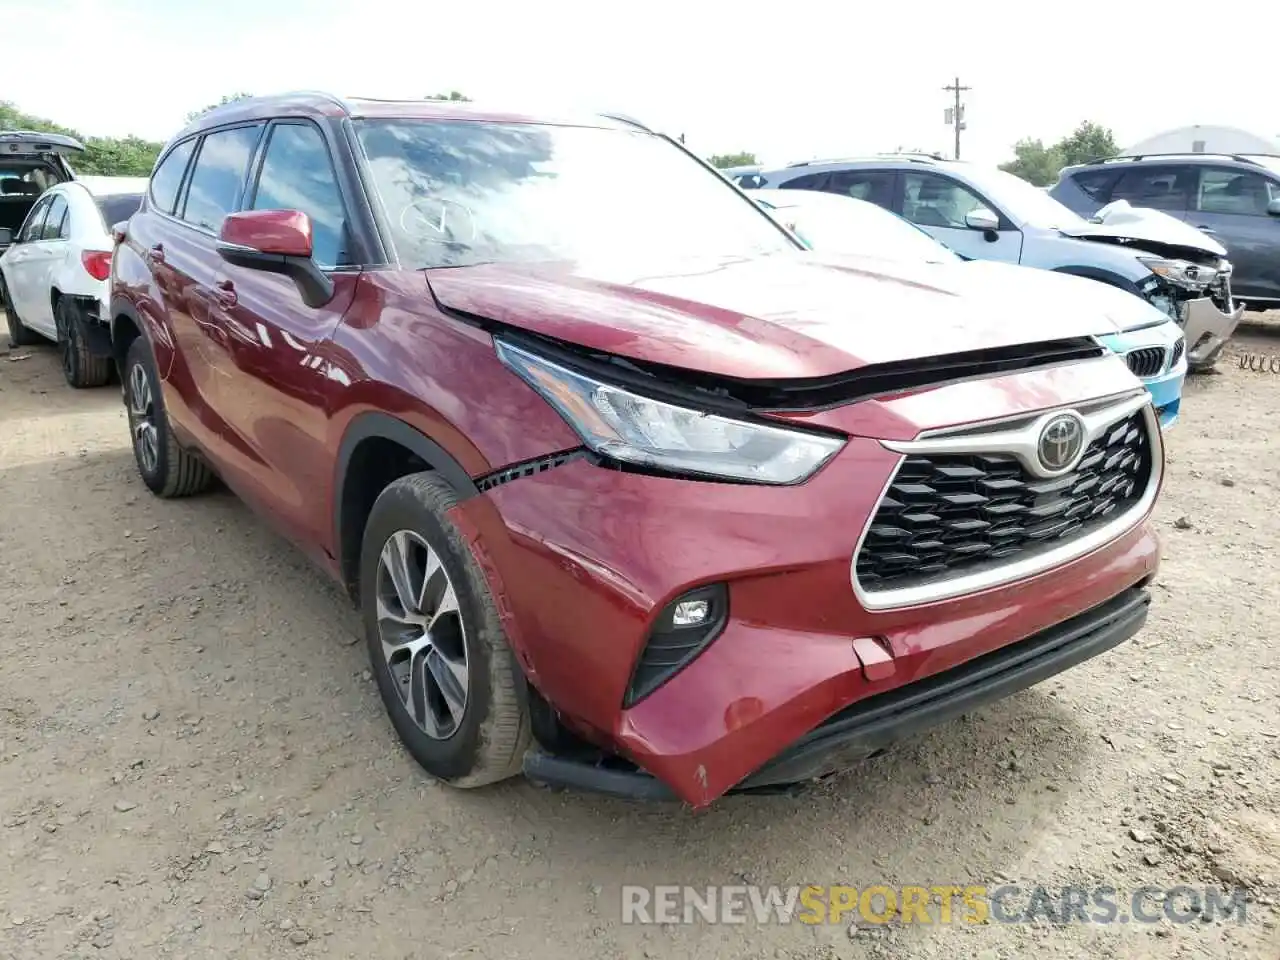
[109,94,1162,808]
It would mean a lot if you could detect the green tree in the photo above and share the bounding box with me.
[1000,122,1119,186]
[0,100,163,177]
[426,90,471,101]
[708,151,758,169]
[999,138,1065,186]
[1056,121,1118,167]
[185,92,253,124]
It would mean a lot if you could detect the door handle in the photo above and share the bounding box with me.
[147,244,165,265]
[1194,225,1217,234]
[214,280,237,308]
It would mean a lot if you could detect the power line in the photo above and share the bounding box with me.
[943,77,970,159]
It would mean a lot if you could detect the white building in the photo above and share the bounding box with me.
[1122,124,1280,157]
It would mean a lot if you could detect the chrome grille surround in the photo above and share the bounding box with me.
[851,390,1162,611]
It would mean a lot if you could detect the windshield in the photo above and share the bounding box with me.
[756,191,958,264]
[961,166,1087,229]
[355,119,798,269]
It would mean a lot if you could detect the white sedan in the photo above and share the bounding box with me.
[0,178,143,387]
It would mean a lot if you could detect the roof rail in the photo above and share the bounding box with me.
[786,152,943,168]
[1087,151,1274,167]
[598,111,651,132]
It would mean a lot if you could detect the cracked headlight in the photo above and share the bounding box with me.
[1138,257,1216,291]
[496,340,846,484]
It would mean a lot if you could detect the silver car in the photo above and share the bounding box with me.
[752,155,1243,368]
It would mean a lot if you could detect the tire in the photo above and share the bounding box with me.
[360,472,531,788]
[123,336,214,497]
[1,275,40,348]
[57,298,112,388]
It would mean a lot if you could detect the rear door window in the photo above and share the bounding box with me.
[825,170,896,209]
[1109,165,1192,212]
[778,171,830,191]
[42,194,68,240]
[180,124,264,233]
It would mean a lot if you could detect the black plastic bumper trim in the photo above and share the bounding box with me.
[520,583,1151,802]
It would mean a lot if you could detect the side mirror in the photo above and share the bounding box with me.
[964,207,1000,232]
[216,209,334,308]
[1268,198,1280,217]
[0,228,12,246]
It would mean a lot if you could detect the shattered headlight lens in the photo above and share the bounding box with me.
[496,340,846,484]
[1138,257,1217,290]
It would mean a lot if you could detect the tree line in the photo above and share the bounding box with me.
[706,121,1119,186]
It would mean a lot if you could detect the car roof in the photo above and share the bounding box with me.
[177,92,642,139]
[759,154,956,178]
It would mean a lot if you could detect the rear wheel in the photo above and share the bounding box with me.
[57,298,111,388]
[123,337,213,497]
[1,275,40,348]
[360,472,530,787]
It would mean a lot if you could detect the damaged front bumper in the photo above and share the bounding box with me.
[1180,295,1244,369]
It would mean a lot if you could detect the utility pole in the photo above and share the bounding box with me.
[943,77,970,159]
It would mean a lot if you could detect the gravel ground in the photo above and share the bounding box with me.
[1,322,1278,960]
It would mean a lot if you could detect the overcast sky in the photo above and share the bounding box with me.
[3,0,1276,167]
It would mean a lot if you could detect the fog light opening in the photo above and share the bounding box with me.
[673,599,710,627]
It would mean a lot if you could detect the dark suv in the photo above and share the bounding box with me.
[1052,153,1280,310]
[109,94,1161,808]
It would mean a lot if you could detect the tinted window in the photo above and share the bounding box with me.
[825,170,896,209]
[1109,165,1191,211]
[1196,167,1280,217]
[1071,168,1120,201]
[41,194,68,240]
[95,194,144,230]
[18,196,51,242]
[150,139,195,215]
[779,172,829,191]
[902,173,988,228]
[251,123,349,267]
[182,125,263,233]
[354,119,796,270]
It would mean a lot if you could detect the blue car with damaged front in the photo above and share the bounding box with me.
[744,188,1186,429]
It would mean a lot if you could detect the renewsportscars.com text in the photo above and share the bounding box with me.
[621,884,1250,926]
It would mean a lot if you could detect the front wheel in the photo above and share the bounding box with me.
[360,472,530,788]
[123,337,214,497]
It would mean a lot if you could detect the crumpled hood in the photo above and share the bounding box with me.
[1060,200,1228,259]
[426,252,1125,381]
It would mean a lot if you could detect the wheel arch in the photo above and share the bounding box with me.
[334,412,481,604]
[1050,264,1142,295]
[109,296,144,371]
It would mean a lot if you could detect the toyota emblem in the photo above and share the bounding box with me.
[1037,414,1085,472]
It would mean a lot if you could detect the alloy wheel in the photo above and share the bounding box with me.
[127,362,159,475]
[374,530,470,739]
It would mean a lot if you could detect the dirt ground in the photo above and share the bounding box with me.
[2,322,1278,960]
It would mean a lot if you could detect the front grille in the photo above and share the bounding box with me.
[856,412,1152,592]
[1170,337,1185,368]
[1125,347,1166,378]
